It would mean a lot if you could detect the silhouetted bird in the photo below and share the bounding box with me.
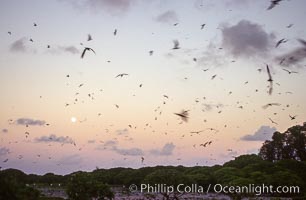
[81,47,95,58]
[266,64,273,95]
[297,38,306,46]
[115,73,128,78]
[268,117,278,125]
[201,24,206,29]
[287,24,293,28]
[114,29,117,36]
[267,0,282,10]
[282,69,298,74]
[289,115,297,120]
[174,110,189,122]
[275,38,287,48]
[262,103,281,109]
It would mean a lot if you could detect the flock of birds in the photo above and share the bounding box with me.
[1,0,305,169]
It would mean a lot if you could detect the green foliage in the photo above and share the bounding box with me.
[66,172,114,200]
[259,123,306,162]
[0,169,40,200]
[224,154,263,168]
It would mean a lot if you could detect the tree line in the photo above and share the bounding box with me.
[0,122,305,200]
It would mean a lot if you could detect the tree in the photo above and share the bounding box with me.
[66,172,114,200]
[0,169,40,200]
[259,122,306,162]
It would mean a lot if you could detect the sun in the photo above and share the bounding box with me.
[70,117,77,123]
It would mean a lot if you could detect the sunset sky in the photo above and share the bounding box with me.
[1,0,306,175]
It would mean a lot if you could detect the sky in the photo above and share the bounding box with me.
[0,0,306,175]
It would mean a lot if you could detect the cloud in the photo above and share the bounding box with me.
[62,0,136,15]
[116,128,129,135]
[150,143,175,156]
[95,139,143,156]
[35,134,74,144]
[15,118,46,126]
[276,39,306,67]
[221,20,275,58]
[10,38,28,52]
[1,129,8,133]
[88,140,95,144]
[113,146,144,156]
[95,140,118,150]
[241,126,276,141]
[104,140,118,147]
[155,10,179,24]
[58,45,79,54]
[0,147,10,156]
[58,154,82,165]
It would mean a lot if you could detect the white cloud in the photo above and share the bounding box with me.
[241,126,276,141]
[150,143,175,156]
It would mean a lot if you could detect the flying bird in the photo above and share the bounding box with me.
[266,64,273,95]
[33,23,37,26]
[289,115,297,120]
[268,118,278,125]
[201,24,206,29]
[267,0,282,10]
[190,130,204,134]
[115,73,129,78]
[81,47,95,59]
[282,69,298,74]
[113,29,117,36]
[286,24,293,28]
[172,40,180,49]
[174,110,189,122]
[8,31,11,35]
[141,157,144,163]
[297,38,306,47]
[211,74,217,80]
[149,50,154,56]
[262,103,281,109]
[275,38,287,48]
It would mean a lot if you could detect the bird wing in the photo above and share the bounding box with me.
[282,68,290,73]
[266,65,273,81]
[89,48,96,54]
[297,38,306,47]
[81,48,87,58]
